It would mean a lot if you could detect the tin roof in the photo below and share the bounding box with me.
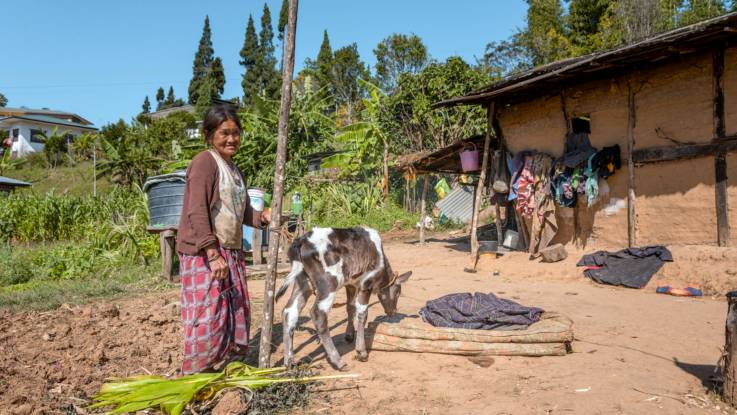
[0,176,31,187]
[0,114,98,130]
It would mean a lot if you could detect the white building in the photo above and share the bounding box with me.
[0,107,97,157]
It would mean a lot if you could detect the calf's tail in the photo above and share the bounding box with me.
[275,236,306,302]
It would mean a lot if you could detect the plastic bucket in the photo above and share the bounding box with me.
[460,143,480,172]
[503,230,519,249]
[248,188,265,211]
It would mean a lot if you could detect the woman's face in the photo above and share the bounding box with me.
[210,120,241,160]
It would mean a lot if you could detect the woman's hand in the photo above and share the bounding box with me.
[205,245,228,280]
[261,209,271,225]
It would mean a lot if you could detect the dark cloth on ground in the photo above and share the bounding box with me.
[577,246,673,289]
[419,292,544,330]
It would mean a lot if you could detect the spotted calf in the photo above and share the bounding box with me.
[275,227,412,370]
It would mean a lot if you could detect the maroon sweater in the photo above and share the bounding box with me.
[176,151,262,256]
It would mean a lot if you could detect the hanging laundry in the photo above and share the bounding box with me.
[553,166,577,208]
[562,132,597,168]
[515,155,536,218]
[528,154,557,257]
[508,151,531,201]
[584,153,599,207]
[592,144,621,178]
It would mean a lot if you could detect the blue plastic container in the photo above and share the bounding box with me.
[242,225,269,251]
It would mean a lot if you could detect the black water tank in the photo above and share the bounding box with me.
[143,172,186,228]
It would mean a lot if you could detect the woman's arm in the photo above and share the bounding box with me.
[185,153,218,251]
[244,191,264,229]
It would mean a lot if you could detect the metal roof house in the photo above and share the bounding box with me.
[0,175,31,194]
[0,107,97,158]
[432,12,737,254]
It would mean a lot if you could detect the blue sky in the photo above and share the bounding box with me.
[2,1,527,126]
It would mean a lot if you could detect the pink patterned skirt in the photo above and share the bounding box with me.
[179,248,250,374]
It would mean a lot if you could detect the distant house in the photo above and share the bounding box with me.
[147,98,238,140]
[0,107,98,157]
[0,175,31,194]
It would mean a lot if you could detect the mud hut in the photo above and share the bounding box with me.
[432,12,737,253]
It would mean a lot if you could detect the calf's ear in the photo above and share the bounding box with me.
[396,271,412,285]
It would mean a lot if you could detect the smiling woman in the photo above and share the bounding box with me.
[174,103,271,374]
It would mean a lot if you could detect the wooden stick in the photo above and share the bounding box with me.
[724,291,737,405]
[419,174,429,245]
[633,135,737,163]
[713,47,730,247]
[468,103,494,271]
[258,0,298,369]
[626,80,637,248]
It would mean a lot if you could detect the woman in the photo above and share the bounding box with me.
[176,104,269,374]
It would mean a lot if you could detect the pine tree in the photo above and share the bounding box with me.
[156,87,165,110]
[166,86,175,106]
[142,96,151,114]
[258,3,280,99]
[520,0,571,66]
[332,44,369,121]
[315,30,334,90]
[277,0,288,43]
[209,57,226,99]
[568,0,610,54]
[240,14,260,106]
[188,16,215,105]
[0,92,7,107]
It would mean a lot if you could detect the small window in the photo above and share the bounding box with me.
[30,129,45,144]
[11,128,19,142]
[572,116,591,134]
[64,133,75,143]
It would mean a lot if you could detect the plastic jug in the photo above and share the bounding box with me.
[291,192,303,215]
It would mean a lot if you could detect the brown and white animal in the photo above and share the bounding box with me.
[275,227,412,370]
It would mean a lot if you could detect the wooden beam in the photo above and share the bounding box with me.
[419,174,429,245]
[258,0,298,369]
[467,103,494,272]
[627,81,637,248]
[632,135,737,164]
[714,46,730,247]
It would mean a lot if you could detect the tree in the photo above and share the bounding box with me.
[166,86,175,106]
[277,0,289,49]
[188,16,215,104]
[240,14,260,106]
[568,0,611,54]
[142,96,151,114]
[331,44,370,122]
[519,0,571,66]
[258,3,280,99]
[312,30,334,91]
[373,33,429,92]
[155,87,165,110]
[0,92,7,107]
[382,57,489,152]
[195,70,217,117]
[209,57,225,99]
[478,37,529,79]
[679,0,728,25]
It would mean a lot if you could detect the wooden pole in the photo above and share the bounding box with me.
[258,0,298,368]
[468,103,494,271]
[626,81,637,248]
[419,174,429,245]
[253,227,262,264]
[724,291,737,406]
[713,47,730,247]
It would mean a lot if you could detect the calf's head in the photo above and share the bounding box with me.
[377,270,413,316]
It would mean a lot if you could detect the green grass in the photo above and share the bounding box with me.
[7,158,114,197]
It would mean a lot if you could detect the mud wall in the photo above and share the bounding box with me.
[497,49,733,249]
[728,153,737,247]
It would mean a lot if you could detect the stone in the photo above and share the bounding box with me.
[212,390,250,415]
[540,244,568,263]
[468,356,495,368]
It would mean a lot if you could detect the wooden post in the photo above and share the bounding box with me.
[419,174,429,245]
[468,102,495,271]
[627,81,637,248]
[713,47,730,247]
[724,291,737,406]
[258,0,298,369]
[159,229,176,281]
[253,227,262,264]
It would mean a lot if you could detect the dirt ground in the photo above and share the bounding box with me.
[2,233,737,415]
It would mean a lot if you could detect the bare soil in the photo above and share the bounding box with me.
[2,234,736,414]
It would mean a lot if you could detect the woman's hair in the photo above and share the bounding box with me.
[202,104,242,144]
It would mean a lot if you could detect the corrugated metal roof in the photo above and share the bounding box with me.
[436,185,474,223]
[0,114,97,130]
[0,107,93,125]
[0,176,31,187]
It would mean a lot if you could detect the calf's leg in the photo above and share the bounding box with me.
[281,275,311,368]
[354,289,371,362]
[344,285,357,343]
[310,288,346,370]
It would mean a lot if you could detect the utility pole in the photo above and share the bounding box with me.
[258,0,298,368]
